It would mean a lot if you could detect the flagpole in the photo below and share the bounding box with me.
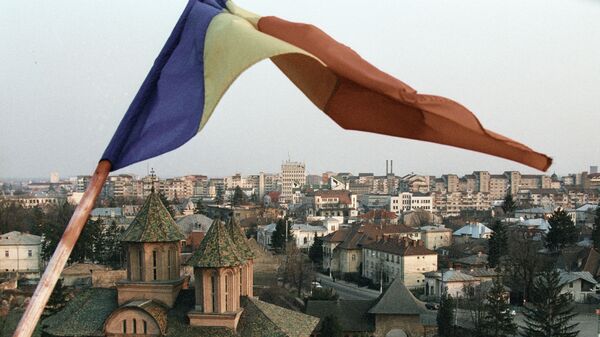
[13,160,111,337]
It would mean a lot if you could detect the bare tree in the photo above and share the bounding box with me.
[282,243,314,297]
[504,228,550,302]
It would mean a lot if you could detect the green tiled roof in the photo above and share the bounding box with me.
[41,288,118,336]
[186,219,246,268]
[368,278,428,315]
[239,297,319,337]
[226,217,255,260]
[305,300,375,332]
[121,191,185,243]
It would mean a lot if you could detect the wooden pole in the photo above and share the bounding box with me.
[13,160,111,337]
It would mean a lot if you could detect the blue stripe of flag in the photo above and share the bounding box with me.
[101,0,224,171]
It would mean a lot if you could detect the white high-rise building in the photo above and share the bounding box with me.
[50,172,60,183]
[281,160,306,203]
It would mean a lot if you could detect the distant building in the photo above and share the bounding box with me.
[424,269,480,299]
[280,160,306,203]
[0,231,41,276]
[362,238,437,289]
[453,223,493,240]
[419,225,453,250]
[557,271,597,302]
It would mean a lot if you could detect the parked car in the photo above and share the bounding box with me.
[311,281,323,289]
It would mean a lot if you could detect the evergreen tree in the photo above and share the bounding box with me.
[232,186,245,206]
[194,198,206,215]
[591,203,600,249]
[502,193,517,218]
[488,219,509,268]
[271,218,294,251]
[308,233,324,264]
[437,293,455,337]
[484,279,517,337]
[71,218,104,263]
[40,202,75,261]
[320,315,343,337]
[545,209,578,251]
[521,270,578,337]
[102,220,125,268]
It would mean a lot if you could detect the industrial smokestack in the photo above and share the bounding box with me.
[386,160,389,175]
[390,160,393,175]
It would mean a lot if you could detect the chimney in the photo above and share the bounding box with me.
[390,160,393,175]
[386,160,389,175]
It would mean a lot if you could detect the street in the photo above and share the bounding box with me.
[315,273,380,300]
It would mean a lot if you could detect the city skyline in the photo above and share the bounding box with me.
[2,0,599,178]
[1,161,599,182]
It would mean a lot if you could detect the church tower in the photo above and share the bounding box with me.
[116,190,185,308]
[187,218,246,331]
[225,217,255,297]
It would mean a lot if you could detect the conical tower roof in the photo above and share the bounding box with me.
[226,217,255,260]
[368,278,427,315]
[121,191,185,243]
[187,219,246,268]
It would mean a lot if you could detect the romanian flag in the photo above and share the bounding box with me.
[102,0,552,171]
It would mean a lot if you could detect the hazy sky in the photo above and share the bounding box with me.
[1,0,599,179]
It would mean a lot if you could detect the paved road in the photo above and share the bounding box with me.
[315,273,380,300]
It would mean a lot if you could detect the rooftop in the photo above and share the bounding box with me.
[0,231,41,245]
[187,219,246,268]
[120,191,185,243]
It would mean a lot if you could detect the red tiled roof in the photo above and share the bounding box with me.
[358,209,397,220]
[312,190,353,204]
[363,237,435,256]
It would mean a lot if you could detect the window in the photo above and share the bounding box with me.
[133,319,137,334]
[569,282,573,288]
[4,251,8,257]
[143,320,148,334]
[352,254,356,261]
[167,250,173,279]
[225,273,232,312]
[138,249,143,280]
[28,250,32,257]
[122,320,127,333]
[152,251,158,280]
[211,274,218,312]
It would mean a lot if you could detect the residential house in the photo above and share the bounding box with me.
[0,231,41,277]
[453,223,493,242]
[558,271,598,302]
[419,225,453,250]
[424,269,479,299]
[362,238,437,289]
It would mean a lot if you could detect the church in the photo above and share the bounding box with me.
[41,190,318,337]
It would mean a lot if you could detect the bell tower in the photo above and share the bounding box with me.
[187,219,246,331]
[225,217,255,297]
[116,190,185,308]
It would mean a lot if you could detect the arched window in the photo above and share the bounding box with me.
[152,250,158,280]
[137,249,143,280]
[167,249,173,279]
[211,273,218,312]
[143,320,148,334]
[122,320,126,333]
[133,319,137,334]
[225,272,232,312]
